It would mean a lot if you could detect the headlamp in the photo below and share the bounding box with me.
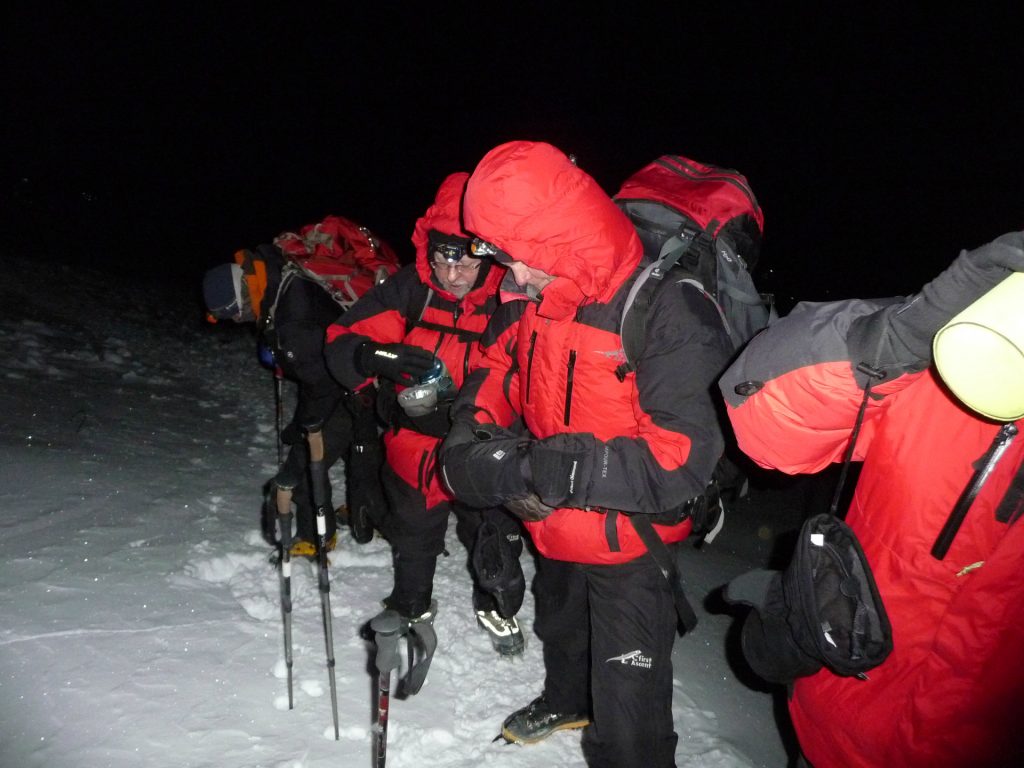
[433,241,466,263]
[470,238,514,264]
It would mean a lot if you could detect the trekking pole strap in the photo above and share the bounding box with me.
[628,515,698,633]
[402,623,438,696]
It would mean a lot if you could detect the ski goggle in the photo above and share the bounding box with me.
[469,238,514,264]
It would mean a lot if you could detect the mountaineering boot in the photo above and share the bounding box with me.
[501,695,590,744]
[289,531,337,559]
[381,597,437,629]
[360,599,437,644]
[476,610,525,657]
[401,599,438,630]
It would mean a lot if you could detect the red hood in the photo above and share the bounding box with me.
[411,171,504,303]
[464,141,642,310]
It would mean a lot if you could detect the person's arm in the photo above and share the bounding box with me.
[266,277,343,423]
[719,232,1024,475]
[443,284,733,516]
[527,283,732,514]
[439,302,526,506]
[322,265,435,390]
[847,231,1024,376]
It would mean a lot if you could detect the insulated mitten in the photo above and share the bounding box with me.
[472,518,527,617]
[346,441,386,544]
[356,342,437,384]
[526,432,597,508]
[404,404,453,438]
[440,421,532,508]
[849,231,1024,374]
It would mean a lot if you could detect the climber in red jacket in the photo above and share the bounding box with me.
[324,172,526,656]
[720,231,1024,767]
[441,141,733,768]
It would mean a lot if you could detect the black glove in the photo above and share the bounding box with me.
[404,404,453,438]
[440,421,532,508]
[505,494,555,522]
[526,432,597,508]
[356,341,437,384]
[850,232,1024,374]
[346,441,387,544]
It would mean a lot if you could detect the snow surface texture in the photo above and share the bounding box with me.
[0,254,792,767]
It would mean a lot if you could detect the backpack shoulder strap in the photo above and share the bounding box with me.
[404,284,433,336]
[616,229,713,381]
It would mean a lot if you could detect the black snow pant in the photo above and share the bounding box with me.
[276,391,385,542]
[380,462,524,619]
[534,552,678,768]
[276,399,352,541]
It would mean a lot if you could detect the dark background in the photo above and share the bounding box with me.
[4,3,1023,311]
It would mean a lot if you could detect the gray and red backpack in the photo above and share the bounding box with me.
[613,154,773,379]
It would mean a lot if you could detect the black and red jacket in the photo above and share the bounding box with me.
[453,142,732,564]
[324,173,504,508]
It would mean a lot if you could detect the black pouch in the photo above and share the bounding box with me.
[725,513,893,684]
[472,519,526,619]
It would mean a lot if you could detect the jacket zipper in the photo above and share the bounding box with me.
[563,349,577,426]
[525,331,537,403]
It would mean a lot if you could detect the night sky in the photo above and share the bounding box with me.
[5,4,1023,310]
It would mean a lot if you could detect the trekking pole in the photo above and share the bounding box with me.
[274,365,284,466]
[305,422,340,740]
[370,610,403,768]
[275,483,295,710]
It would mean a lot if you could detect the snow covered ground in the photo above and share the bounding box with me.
[0,252,801,767]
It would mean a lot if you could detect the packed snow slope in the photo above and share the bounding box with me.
[0,252,795,767]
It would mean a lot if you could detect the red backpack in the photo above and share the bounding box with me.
[613,154,772,363]
[273,215,400,309]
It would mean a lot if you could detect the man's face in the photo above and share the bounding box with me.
[431,250,483,298]
[506,260,555,294]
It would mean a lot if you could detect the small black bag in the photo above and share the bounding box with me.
[472,518,526,619]
[725,513,893,684]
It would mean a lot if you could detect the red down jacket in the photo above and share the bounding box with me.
[720,297,1024,768]
[454,141,732,565]
[325,173,504,508]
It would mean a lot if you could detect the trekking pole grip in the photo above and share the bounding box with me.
[306,421,326,463]
[371,610,404,674]
[371,610,403,768]
[304,421,331,544]
[275,484,295,580]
